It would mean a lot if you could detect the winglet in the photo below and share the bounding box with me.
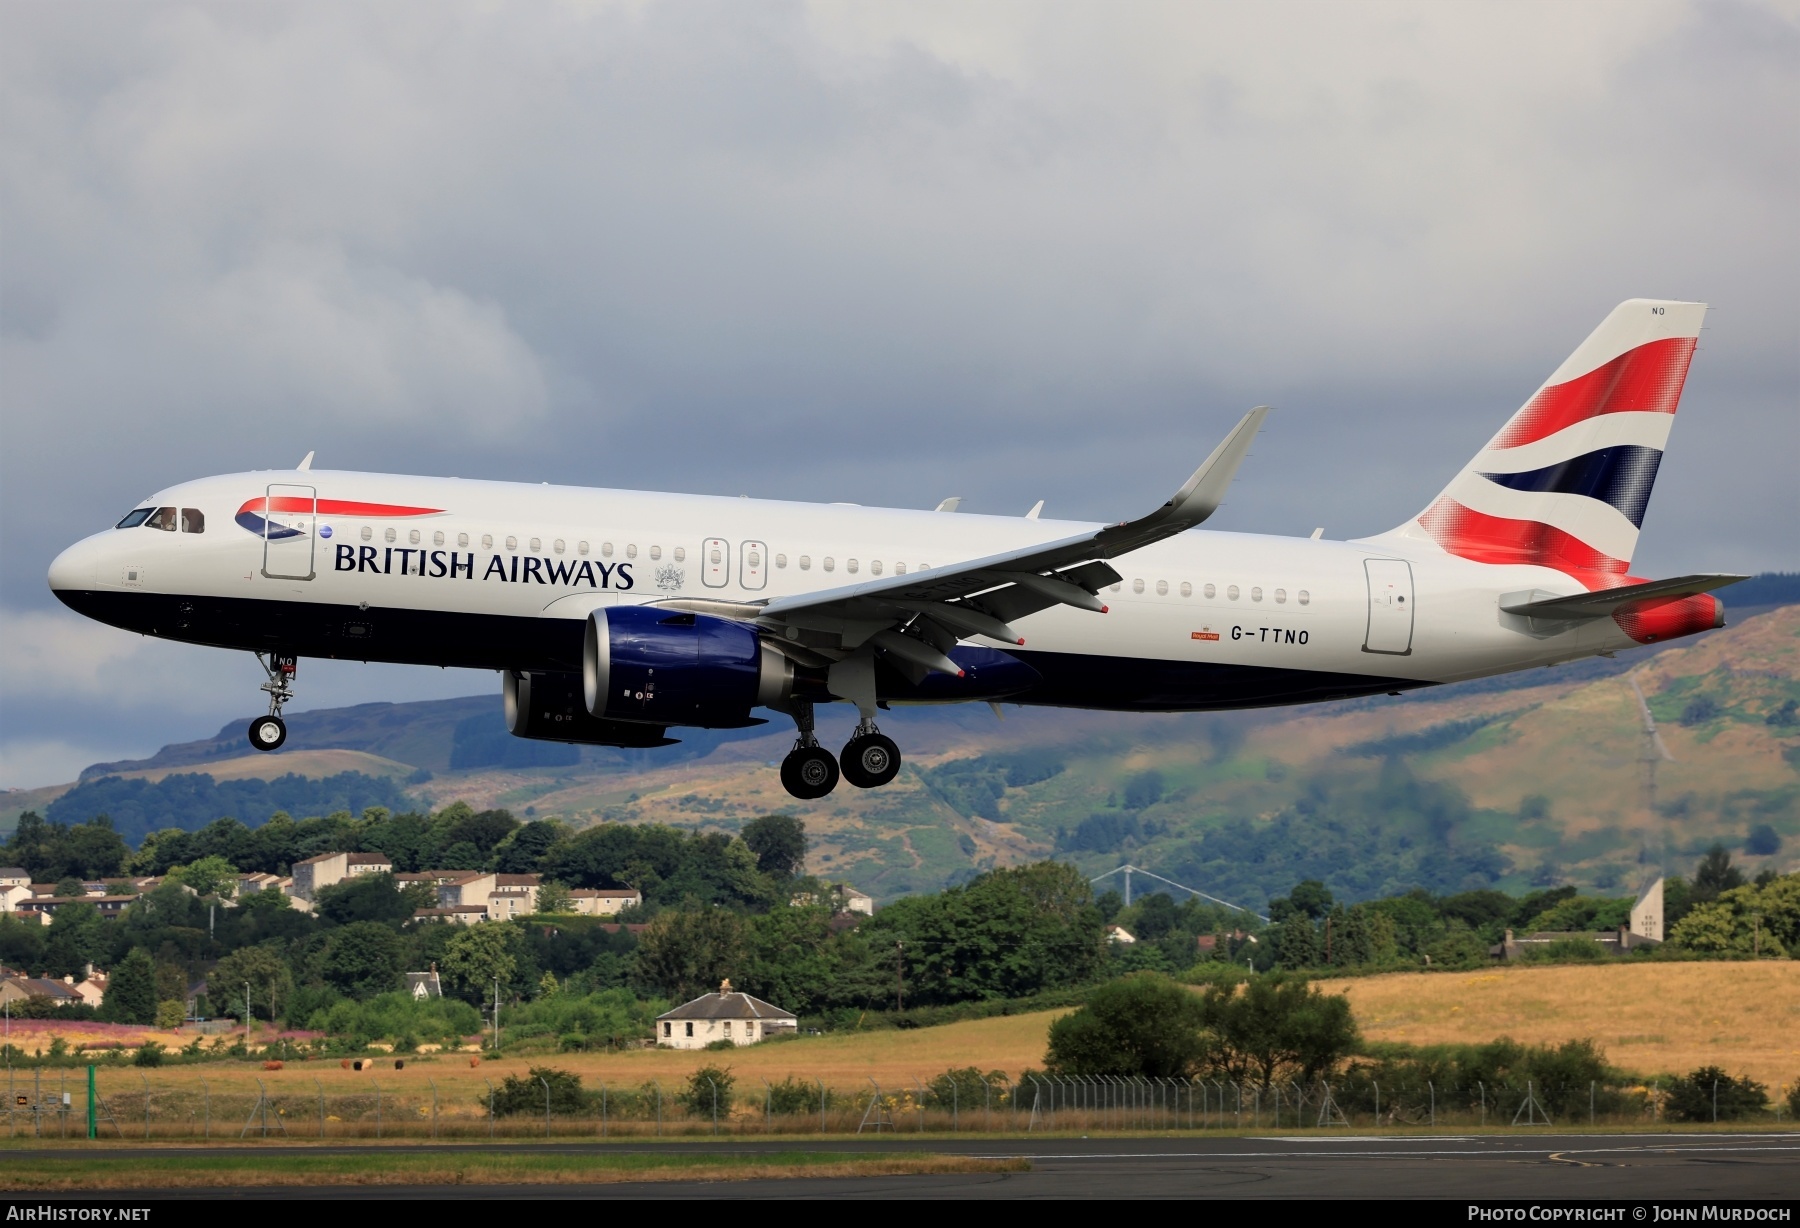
[297,450,315,472]
[934,497,962,513]
[1161,405,1269,526]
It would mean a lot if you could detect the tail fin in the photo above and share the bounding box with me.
[1387,299,1706,589]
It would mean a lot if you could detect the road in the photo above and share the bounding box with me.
[6,1132,1796,1199]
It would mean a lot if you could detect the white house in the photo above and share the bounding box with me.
[655,979,797,1049]
[1106,925,1137,944]
[291,851,392,902]
[567,888,642,917]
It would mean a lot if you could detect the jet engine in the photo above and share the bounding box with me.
[583,606,793,728]
[503,668,678,748]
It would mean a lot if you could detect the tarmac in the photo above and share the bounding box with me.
[6,1132,1797,1200]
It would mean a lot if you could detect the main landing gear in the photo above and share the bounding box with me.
[247,653,296,753]
[778,702,903,799]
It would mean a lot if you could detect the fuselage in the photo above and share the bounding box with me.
[49,468,1655,712]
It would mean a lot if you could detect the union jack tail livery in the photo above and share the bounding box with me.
[1393,298,1704,587]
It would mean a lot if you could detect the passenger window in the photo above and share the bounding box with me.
[1275,588,1287,604]
[180,508,205,533]
[626,544,638,559]
[505,536,518,550]
[116,508,154,529]
[554,539,565,554]
[799,556,811,571]
[847,559,859,574]
[650,545,662,561]
[433,531,445,546]
[482,534,493,549]
[823,557,835,572]
[1204,583,1216,599]
[1180,582,1192,597]
[409,529,421,545]
[362,526,374,542]
[775,553,788,569]
[577,541,588,555]
[1251,587,1263,602]
[529,537,541,552]
[1227,585,1240,600]
[1298,590,1311,606]
[673,547,686,562]
[602,542,613,558]
[458,533,469,548]
[1155,580,1167,596]
[895,562,906,575]
[870,560,882,576]
[1132,578,1144,594]
[384,527,397,544]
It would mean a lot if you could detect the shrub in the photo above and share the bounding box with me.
[1680,697,1721,726]
[155,1000,186,1029]
[1664,1066,1768,1122]
[1786,1077,1800,1121]
[765,1075,829,1116]
[133,1041,164,1068]
[490,1066,586,1117]
[678,1065,735,1118]
[1045,973,1209,1077]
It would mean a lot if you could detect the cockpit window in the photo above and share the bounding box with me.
[116,508,154,529]
[180,508,205,533]
[145,507,178,531]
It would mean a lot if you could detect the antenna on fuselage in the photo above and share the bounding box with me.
[296,451,315,472]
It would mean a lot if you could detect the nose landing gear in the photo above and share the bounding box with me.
[246,653,297,753]
[778,700,839,799]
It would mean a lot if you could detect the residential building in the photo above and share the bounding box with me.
[567,888,642,917]
[72,969,108,1008]
[1489,925,1661,961]
[0,868,29,891]
[14,895,136,924]
[411,905,491,925]
[1631,877,1665,944]
[437,872,542,920]
[1106,925,1137,944]
[839,887,875,917]
[290,851,393,902]
[0,975,84,1009]
[0,879,33,914]
[405,968,443,1000]
[655,979,797,1049]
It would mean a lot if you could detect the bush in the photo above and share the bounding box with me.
[1664,1066,1768,1122]
[765,1075,829,1116]
[1786,1077,1800,1121]
[1680,697,1721,726]
[927,1067,1009,1112]
[491,1066,586,1117]
[677,1065,735,1118]
[133,1041,164,1068]
[155,1000,186,1029]
[1045,973,1209,1077]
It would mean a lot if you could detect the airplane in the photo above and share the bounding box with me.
[48,299,1744,800]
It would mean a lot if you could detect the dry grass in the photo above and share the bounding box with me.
[1316,961,1800,1089]
[0,1150,1028,1190]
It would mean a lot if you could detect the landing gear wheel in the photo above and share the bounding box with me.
[840,733,901,789]
[780,746,840,800]
[248,714,287,752]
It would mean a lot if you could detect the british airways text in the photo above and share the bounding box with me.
[333,545,635,590]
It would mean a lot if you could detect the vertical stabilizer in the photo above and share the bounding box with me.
[1386,299,1706,589]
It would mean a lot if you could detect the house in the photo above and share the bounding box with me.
[567,888,642,917]
[72,969,108,1008]
[655,979,797,1049]
[1106,925,1137,944]
[0,975,84,1009]
[1489,925,1661,961]
[1630,877,1665,944]
[405,968,443,1000]
[437,872,542,920]
[411,905,490,926]
[0,869,27,890]
[13,895,137,924]
[839,887,875,917]
[0,873,33,914]
[290,851,393,902]
[394,871,467,892]
[237,872,284,897]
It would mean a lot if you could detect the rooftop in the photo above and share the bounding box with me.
[656,980,796,1023]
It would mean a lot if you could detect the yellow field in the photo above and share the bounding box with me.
[1316,961,1800,1090]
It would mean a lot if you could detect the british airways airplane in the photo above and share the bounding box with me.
[49,300,1742,799]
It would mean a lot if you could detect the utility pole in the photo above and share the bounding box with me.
[894,941,905,1012]
[492,978,501,1050]
[1324,917,1332,965]
[243,982,251,1050]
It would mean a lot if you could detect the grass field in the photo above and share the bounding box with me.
[0,1150,1027,1189]
[1316,961,1800,1090]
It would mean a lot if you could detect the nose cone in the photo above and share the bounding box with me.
[48,534,103,597]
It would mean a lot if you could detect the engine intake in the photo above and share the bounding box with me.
[504,669,678,748]
[584,606,792,728]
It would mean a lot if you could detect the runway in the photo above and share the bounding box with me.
[6,1132,1796,1199]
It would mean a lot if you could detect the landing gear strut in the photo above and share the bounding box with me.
[840,721,901,789]
[247,653,296,753]
[779,700,839,800]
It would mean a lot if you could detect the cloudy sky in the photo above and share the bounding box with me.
[2,0,1796,789]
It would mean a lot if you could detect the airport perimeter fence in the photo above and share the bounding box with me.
[3,1068,1785,1140]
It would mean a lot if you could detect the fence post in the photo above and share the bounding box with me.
[600,1082,607,1138]
[1712,1079,1718,1124]
[138,1073,150,1139]
[542,1075,552,1138]
[707,1077,718,1136]
[655,1082,663,1137]
[1373,1079,1380,1127]
[429,1077,438,1139]
[201,1076,210,1140]
[1479,1081,1486,1127]
[912,1077,927,1133]
[951,1076,958,1132]
[1428,1080,1434,1129]
[817,1078,826,1134]
[1589,1081,1595,1127]
[373,1078,382,1139]
[313,1077,322,1139]
[485,1078,494,1139]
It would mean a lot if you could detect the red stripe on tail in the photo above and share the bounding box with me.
[1492,336,1696,450]
[1417,497,1629,590]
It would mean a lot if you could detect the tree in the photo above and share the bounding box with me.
[491,1066,585,1116]
[318,921,403,998]
[633,909,748,1001]
[1274,915,1320,968]
[677,1065,736,1117]
[52,878,87,898]
[535,880,574,914]
[441,921,525,1001]
[1122,771,1165,811]
[100,948,158,1025]
[43,901,107,978]
[1746,824,1782,857]
[1133,893,1178,941]
[1664,1066,1769,1122]
[315,873,432,925]
[170,855,238,898]
[1693,845,1746,903]
[494,820,567,874]
[1268,880,1334,923]
[1045,973,1210,1077]
[1197,977,1359,1090]
[211,945,295,1021]
[741,815,806,879]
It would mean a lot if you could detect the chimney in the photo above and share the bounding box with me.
[719,978,732,994]
[1504,928,1513,943]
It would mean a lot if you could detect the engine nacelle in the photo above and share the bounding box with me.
[503,669,678,748]
[584,606,793,728]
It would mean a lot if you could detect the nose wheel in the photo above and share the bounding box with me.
[247,652,297,753]
[841,725,901,789]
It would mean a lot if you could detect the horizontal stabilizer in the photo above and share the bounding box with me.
[1500,574,1747,620]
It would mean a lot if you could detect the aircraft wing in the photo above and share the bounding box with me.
[729,406,1270,675]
